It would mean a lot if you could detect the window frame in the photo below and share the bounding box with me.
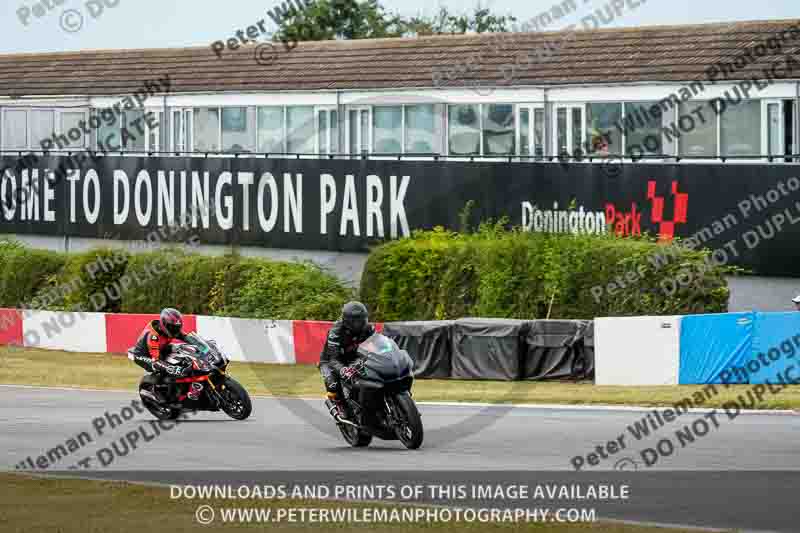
[516,104,545,159]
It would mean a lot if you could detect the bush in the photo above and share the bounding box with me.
[224,261,353,320]
[37,248,130,312]
[360,226,733,321]
[0,241,353,320]
[0,240,66,308]
[120,250,242,315]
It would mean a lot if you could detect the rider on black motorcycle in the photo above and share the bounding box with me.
[130,308,189,403]
[319,301,375,419]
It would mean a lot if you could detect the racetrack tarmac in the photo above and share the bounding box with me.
[2,386,799,531]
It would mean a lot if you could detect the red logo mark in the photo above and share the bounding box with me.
[647,180,688,242]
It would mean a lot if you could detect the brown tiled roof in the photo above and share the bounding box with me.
[1,19,799,97]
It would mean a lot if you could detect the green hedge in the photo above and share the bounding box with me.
[360,226,733,322]
[0,240,351,321]
[0,240,67,309]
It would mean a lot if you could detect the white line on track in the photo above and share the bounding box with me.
[1,383,797,415]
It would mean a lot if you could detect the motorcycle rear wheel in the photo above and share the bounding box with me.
[139,382,181,420]
[339,422,372,447]
[392,393,424,450]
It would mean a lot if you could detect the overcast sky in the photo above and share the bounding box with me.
[2,0,799,55]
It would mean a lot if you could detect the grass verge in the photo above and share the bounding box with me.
[1,345,799,410]
[0,473,706,533]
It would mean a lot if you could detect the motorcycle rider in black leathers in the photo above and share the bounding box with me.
[319,301,375,420]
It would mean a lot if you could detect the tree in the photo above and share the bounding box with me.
[401,4,517,36]
[274,0,405,43]
[273,1,516,43]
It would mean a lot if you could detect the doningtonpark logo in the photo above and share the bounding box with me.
[522,180,690,240]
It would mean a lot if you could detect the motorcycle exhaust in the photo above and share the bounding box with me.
[139,390,161,404]
[325,399,360,428]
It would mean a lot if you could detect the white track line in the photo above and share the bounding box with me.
[1,383,797,415]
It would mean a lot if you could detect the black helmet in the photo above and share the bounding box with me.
[342,301,369,334]
[159,308,184,338]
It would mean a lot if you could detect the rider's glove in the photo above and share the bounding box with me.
[340,366,358,382]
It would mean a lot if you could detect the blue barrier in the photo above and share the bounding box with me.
[678,312,754,384]
[747,312,800,384]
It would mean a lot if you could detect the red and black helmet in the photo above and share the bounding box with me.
[159,308,184,338]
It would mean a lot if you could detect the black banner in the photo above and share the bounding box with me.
[2,155,800,276]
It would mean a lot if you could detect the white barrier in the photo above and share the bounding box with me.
[22,310,108,353]
[595,316,681,385]
[196,316,295,364]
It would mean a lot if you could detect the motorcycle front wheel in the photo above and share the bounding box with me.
[391,393,424,450]
[219,377,253,420]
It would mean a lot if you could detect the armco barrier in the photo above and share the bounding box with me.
[105,313,198,354]
[678,312,754,385]
[23,311,108,353]
[0,308,23,346]
[595,316,682,386]
[747,312,800,385]
[196,316,294,363]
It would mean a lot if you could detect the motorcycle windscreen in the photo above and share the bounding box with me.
[357,334,399,357]
[358,337,414,382]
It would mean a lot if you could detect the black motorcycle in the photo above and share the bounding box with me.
[325,333,424,450]
[130,333,253,421]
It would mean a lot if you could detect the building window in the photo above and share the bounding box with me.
[286,106,314,154]
[317,108,338,155]
[222,107,255,153]
[257,107,284,153]
[29,110,54,150]
[448,104,480,156]
[348,108,371,155]
[2,109,28,150]
[483,104,515,155]
[405,104,442,154]
[373,106,402,154]
[124,110,146,151]
[518,106,545,157]
[554,105,584,157]
[587,103,622,155]
[622,102,665,156]
[97,109,121,150]
[720,100,761,157]
[61,112,87,148]
[678,101,717,157]
[193,108,221,152]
